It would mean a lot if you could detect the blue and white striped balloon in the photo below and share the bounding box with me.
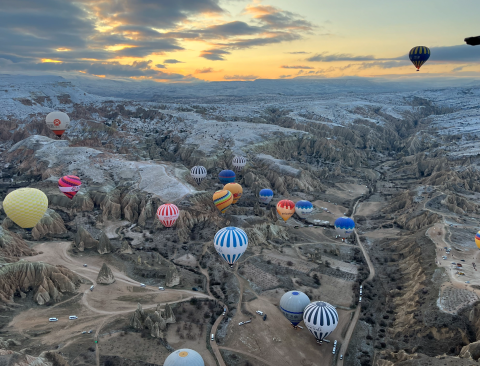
[303,301,338,343]
[214,227,248,266]
[259,189,273,204]
[295,200,313,218]
[334,216,355,238]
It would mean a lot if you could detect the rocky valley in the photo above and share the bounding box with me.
[0,75,480,366]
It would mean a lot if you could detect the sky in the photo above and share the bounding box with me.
[1,0,479,82]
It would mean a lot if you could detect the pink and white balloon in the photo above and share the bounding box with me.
[156,204,180,227]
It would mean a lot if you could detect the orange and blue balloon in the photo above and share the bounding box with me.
[475,231,480,249]
[213,190,233,213]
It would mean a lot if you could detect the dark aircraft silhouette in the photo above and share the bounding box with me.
[465,36,480,46]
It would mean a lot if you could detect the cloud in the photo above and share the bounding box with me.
[245,5,315,31]
[201,21,263,38]
[164,59,184,64]
[280,65,314,69]
[155,64,166,69]
[194,67,220,74]
[285,51,310,54]
[279,74,292,78]
[401,45,480,62]
[224,74,258,80]
[306,52,378,62]
[200,49,231,61]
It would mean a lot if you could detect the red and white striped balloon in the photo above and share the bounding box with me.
[156,204,180,228]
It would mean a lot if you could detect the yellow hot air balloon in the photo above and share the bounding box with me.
[475,231,480,249]
[213,190,233,214]
[3,188,48,229]
[276,199,295,222]
[223,183,243,204]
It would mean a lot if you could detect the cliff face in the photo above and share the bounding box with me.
[0,349,70,366]
[0,262,81,304]
[0,227,34,261]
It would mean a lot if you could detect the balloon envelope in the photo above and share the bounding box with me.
[46,111,70,137]
[218,170,235,184]
[214,227,248,265]
[156,204,180,227]
[259,189,273,204]
[280,291,311,326]
[476,231,480,249]
[3,188,48,229]
[303,301,339,342]
[58,175,81,199]
[164,349,205,366]
[213,190,233,213]
[409,46,430,71]
[277,200,295,222]
[223,183,243,204]
[232,156,247,171]
[334,217,355,238]
[191,166,207,185]
[295,200,313,218]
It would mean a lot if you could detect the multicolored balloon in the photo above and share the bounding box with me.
[164,348,205,366]
[46,111,70,138]
[295,200,313,219]
[191,166,207,185]
[156,204,180,227]
[475,231,480,249]
[58,175,81,199]
[409,46,430,71]
[223,183,242,204]
[213,190,233,214]
[218,170,235,184]
[259,189,273,204]
[334,216,355,239]
[232,156,247,171]
[280,291,311,327]
[3,188,48,229]
[277,200,295,222]
[303,301,339,344]
[214,227,248,266]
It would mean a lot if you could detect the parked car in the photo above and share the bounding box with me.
[140,283,146,287]
[297,325,303,329]
[334,340,337,345]
[263,314,267,321]
[244,320,251,324]
[49,318,58,322]
[359,296,362,303]
[239,322,244,326]
[461,260,465,262]
[69,316,78,320]
[192,287,198,291]
[158,287,165,291]
[211,334,214,341]
[88,330,93,334]
[256,310,264,316]
[83,264,87,267]
[90,285,94,291]
[340,355,343,360]
[82,331,87,334]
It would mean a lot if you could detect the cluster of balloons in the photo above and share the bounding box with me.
[276,199,314,222]
[280,291,338,344]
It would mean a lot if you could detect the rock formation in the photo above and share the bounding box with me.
[120,240,133,254]
[0,227,34,260]
[0,349,70,366]
[163,304,176,324]
[74,226,98,251]
[460,341,480,361]
[129,303,168,337]
[0,262,81,304]
[97,231,113,254]
[165,263,180,287]
[96,263,115,284]
[31,208,67,240]
[130,303,145,330]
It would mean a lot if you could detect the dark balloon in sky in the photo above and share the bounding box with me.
[409,46,430,71]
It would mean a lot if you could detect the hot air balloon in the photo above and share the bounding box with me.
[475,231,480,249]
[295,200,313,219]
[409,46,430,71]
[213,190,233,214]
[3,188,48,229]
[58,175,81,199]
[277,200,295,222]
[280,291,311,328]
[223,183,242,204]
[218,170,235,184]
[191,166,207,185]
[214,227,248,267]
[232,156,247,171]
[156,203,180,228]
[334,217,355,239]
[303,301,339,344]
[46,111,70,138]
[259,189,274,204]
[164,349,205,366]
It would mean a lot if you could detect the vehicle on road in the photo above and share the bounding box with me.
[256,310,264,315]
[82,331,86,334]
[90,285,94,291]
[83,264,87,267]
[239,322,244,326]
[442,256,447,260]
[297,325,303,329]
[461,260,465,262]
[88,330,93,334]
[360,289,362,295]
[360,285,363,289]
[140,283,146,287]
[244,320,251,324]
[263,314,267,321]
[158,287,165,291]
[69,316,78,320]
[49,318,58,322]
[192,287,198,291]
[334,340,337,345]
[211,334,214,341]
[340,355,343,360]
[222,311,226,316]
[359,296,362,302]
